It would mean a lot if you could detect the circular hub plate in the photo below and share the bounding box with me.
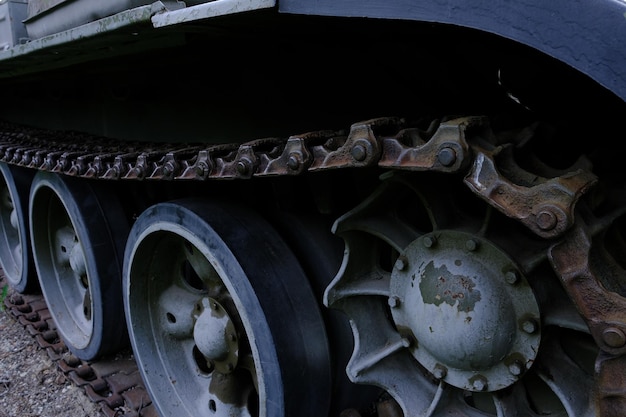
[390,230,541,392]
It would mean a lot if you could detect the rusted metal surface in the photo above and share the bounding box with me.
[548,220,626,415]
[465,144,597,239]
[378,116,478,172]
[596,352,626,417]
[1,273,157,417]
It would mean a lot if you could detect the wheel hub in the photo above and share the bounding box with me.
[390,230,541,392]
[194,297,239,374]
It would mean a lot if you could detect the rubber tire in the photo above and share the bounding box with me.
[0,163,37,293]
[29,171,129,360]
[124,199,331,417]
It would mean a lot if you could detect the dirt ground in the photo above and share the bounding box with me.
[0,284,103,417]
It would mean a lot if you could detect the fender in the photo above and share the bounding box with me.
[278,0,626,102]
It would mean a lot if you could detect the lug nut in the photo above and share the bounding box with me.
[432,365,447,380]
[471,376,488,391]
[388,296,401,308]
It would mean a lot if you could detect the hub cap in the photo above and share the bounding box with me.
[390,231,540,392]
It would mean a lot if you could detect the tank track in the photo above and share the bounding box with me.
[0,116,479,181]
[0,114,614,416]
[1,272,156,417]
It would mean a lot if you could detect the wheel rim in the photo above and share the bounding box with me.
[124,199,331,417]
[324,174,596,416]
[29,172,128,359]
[0,163,35,292]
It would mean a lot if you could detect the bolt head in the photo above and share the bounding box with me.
[465,239,479,251]
[351,144,367,162]
[437,147,457,167]
[505,271,519,285]
[432,365,447,379]
[536,210,558,231]
[287,153,301,170]
[508,361,524,376]
[602,327,626,348]
[522,319,538,334]
[471,377,488,391]
[423,236,436,248]
[395,256,407,271]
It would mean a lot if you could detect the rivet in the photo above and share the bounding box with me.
[351,144,367,162]
[437,147,457,167]
[536,210,558,231]
[602,327,626,348]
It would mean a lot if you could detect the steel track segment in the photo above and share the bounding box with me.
[0,271,153,417]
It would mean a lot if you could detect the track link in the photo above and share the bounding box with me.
[1,272,154,417]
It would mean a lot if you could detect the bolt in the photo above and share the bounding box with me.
[471,376,488,391]
[505,271,519,285]
[287,153,301,171]
[432,365,447,380]
[437,147,457,167]
[351,144,367,162]
[602,327,626,348]
[466,239,479,251]
[423,236,436,248]
[236,158,252,176]
[163,163,174,177]
[388,296,401,308]
[194,164,206,177]
[395,256,408,271]
[195,162,208,177]
[522,318,538,334]
[536,210,558,231]
[508,361,525,376]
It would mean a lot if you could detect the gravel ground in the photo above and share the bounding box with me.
[0,284,103,417]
